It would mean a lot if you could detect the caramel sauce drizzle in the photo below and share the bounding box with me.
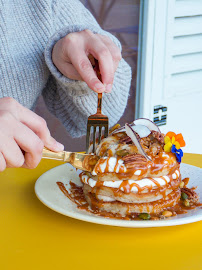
[57,178,201,221]
[93,152,179,182]
[80,173,176,195]
[114,162,120,173]
[56,181,133,220]
[161,176,168,185]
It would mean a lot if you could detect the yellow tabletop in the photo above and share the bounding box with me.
[0,153,202,270]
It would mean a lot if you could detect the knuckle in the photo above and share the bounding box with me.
[0,110,14,123]
[37,117,50,140]
[2,97,18,110]
[2,96,15,105]
[83,29,92,36]
[34,139,44,154]
[113,51,122,62]
[39,117,48,130]
[26,140,43,169]
[63,33,77,45]
[79,59,91,70]
[99,47,109,58]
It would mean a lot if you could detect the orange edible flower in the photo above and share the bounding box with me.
[175,133,186,147]
[166,132,176,139]
[165,132,186,148]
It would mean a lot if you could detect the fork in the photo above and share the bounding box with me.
[86,59,109,154]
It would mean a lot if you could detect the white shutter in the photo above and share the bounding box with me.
[137,0,202,154]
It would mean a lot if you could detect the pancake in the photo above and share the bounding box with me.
[80,118,187,218]
[81,172,181,203]
[84,188,181,215]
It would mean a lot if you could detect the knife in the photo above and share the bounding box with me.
[42,147,99,172]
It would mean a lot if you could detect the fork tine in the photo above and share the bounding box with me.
[86,124,91,153]
[104,125,109,138]
[98,126,102,144]
[85,57,109,154]
[92,126,96,153]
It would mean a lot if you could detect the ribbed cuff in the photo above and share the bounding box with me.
[44,24,121,95]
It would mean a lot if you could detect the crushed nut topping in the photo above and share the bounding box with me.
[181,187,199,205]
[119,132,140,144]
[150,130,164,145]
[109,124,121,134]
[119,135,132,144]
[122,154,147,168]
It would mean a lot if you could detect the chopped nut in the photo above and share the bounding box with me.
[181,192,188,200]
[139,213,151,220]
[182,178,189,186]
[116,149,129,157]
[179,181,184,188]
[150,130,164,144]
[119,135,133,144]
[183,199,190,207]
[120,132,140,144]
[161,211,173,218]
[181,187,199,205]
[149,143,161,156]
[109,124,121,133]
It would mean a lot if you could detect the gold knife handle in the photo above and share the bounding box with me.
[42,147,71,162]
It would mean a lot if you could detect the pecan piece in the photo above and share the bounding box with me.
[181,187,199,205]
[120,132,140,144]
[122,154,147,168]
[119,135,132,144]
[151,130,164,145]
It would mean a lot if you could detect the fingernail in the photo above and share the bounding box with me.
[56,141,64,151]
[94,82,105,92]
[105,84,112,93]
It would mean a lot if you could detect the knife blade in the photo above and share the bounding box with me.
[42,147,99,172]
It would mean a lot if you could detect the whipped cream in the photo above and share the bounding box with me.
[81,169,180,193]
[92,157,127,175]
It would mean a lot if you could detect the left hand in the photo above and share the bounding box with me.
[52,30,122,93]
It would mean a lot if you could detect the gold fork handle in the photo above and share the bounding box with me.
[42,147,71,162]
[93,58,103,115]
[97,93,102,114]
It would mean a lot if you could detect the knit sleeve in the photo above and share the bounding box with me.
[43,0,131,137]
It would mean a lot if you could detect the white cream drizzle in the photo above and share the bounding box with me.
[81,169,180,193]
[92,157,127,175]
[134,170,141,176]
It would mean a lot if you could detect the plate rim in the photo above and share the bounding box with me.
[35,163,202,228]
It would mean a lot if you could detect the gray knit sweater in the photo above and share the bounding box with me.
[0,0,131,137]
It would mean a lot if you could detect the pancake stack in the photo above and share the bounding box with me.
[80,118,184,218]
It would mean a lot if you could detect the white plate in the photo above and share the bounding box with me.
[35,163,202,227]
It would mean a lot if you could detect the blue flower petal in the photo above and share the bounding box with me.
[171,144,183,163]
[171,144,177,153]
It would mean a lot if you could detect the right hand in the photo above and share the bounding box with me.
[52,30,122,93]
[0,97,64,171]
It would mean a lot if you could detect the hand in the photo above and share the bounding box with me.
[0,97,64,171]
[52,30,122,93]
